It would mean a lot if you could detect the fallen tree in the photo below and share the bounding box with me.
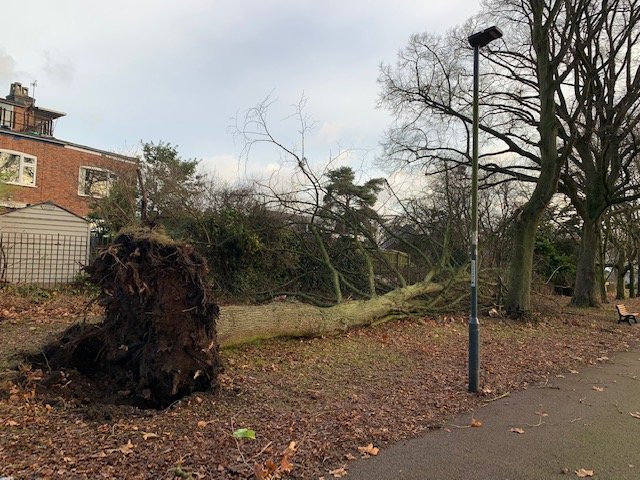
[217,274,448,347]
[30,224,462,409]
[33,228,222,408]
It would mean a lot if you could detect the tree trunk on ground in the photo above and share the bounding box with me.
[571,216,601,307]
[217,277,444,347]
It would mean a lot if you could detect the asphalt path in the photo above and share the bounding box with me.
[347,347,640,479]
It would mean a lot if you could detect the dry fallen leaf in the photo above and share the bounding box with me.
[119,439,135,455]
[470,418,483,428]
[264,459,278,473]
[283,440,297,454]
[630,412,640,419]
[535,410,549,417]
[345,453,356,460]
[569,370,579,374]
[357,443,380,456]
[510,427,525,434]
[197,420,211,428]
[592,386,604,392]
[575,468,594,477]
[280,454,294,473]
[253,463,267,480]
[329,467,348,478]
[142,432,159,440]
[280,440,297,473]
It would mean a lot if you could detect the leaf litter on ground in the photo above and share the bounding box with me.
[1,293,639,478]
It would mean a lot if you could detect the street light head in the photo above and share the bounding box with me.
[468,26,503,48]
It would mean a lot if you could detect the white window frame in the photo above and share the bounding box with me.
[78,166,116,198]
[0,149,37,187]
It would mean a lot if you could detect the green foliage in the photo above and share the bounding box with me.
[232,428,256,440]
[141,142,204,224]
[322,166,384,235]
[0,168,15,201]
[88,171,138,234]
[179,195,300,300]
[533,211,578,286]
[0,281,100,302]
[89,141,205,236]
[293,232,370,299]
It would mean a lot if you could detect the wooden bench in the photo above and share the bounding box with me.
[616,304,639,324]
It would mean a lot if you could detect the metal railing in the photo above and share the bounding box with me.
[0,232,89,286]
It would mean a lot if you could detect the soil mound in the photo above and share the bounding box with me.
[34,227,222,408]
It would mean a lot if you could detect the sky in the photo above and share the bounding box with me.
[0,0,482,184]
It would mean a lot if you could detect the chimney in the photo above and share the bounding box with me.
[6,82,34,106]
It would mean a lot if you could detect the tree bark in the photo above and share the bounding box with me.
[312,226,342,303]
[505,208,539,317]
[616,250,626,300]
[217,277,443,347]
[504,0,563,318]
[596,233,608,304]
[571,216,601,306]
[637,244,640,297]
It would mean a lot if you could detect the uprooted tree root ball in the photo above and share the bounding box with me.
[32,227,222,408]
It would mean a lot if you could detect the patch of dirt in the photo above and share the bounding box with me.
[0,293,639,478]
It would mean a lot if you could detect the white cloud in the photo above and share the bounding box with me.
[43,52,75,85]
[0,50,17,82]
[0,0,483,179]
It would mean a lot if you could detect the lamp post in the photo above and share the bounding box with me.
[467,26,503,393]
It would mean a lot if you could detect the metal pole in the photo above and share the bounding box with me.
[469,45,480,393]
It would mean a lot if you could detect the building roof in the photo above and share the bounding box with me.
[0,97,66,119]
[0,129,137,164]
[0,200,89,222]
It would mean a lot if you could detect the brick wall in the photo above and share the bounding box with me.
[0,132,137,217]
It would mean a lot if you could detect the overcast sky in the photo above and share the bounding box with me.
[0,0,482,183]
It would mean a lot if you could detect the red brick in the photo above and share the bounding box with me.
[0,132,137,217]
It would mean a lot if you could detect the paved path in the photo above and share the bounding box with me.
[347,348,640,479]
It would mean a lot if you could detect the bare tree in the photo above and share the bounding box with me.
[378,0,640,316]
[230,96,466,330]
[556,0,640,306]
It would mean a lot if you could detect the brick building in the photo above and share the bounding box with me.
[0,82,137,217]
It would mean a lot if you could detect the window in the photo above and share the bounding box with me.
[0,150,36,186]
[79,166,116,198]
[0,106,13,129]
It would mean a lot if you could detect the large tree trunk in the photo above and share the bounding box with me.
[505,209,540,317]
[637,246,640,297]
[217,278,443,347]
[505,0,563,318]
[616,250,626,300]
[597,230,608,304]
[571,216,601,306]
